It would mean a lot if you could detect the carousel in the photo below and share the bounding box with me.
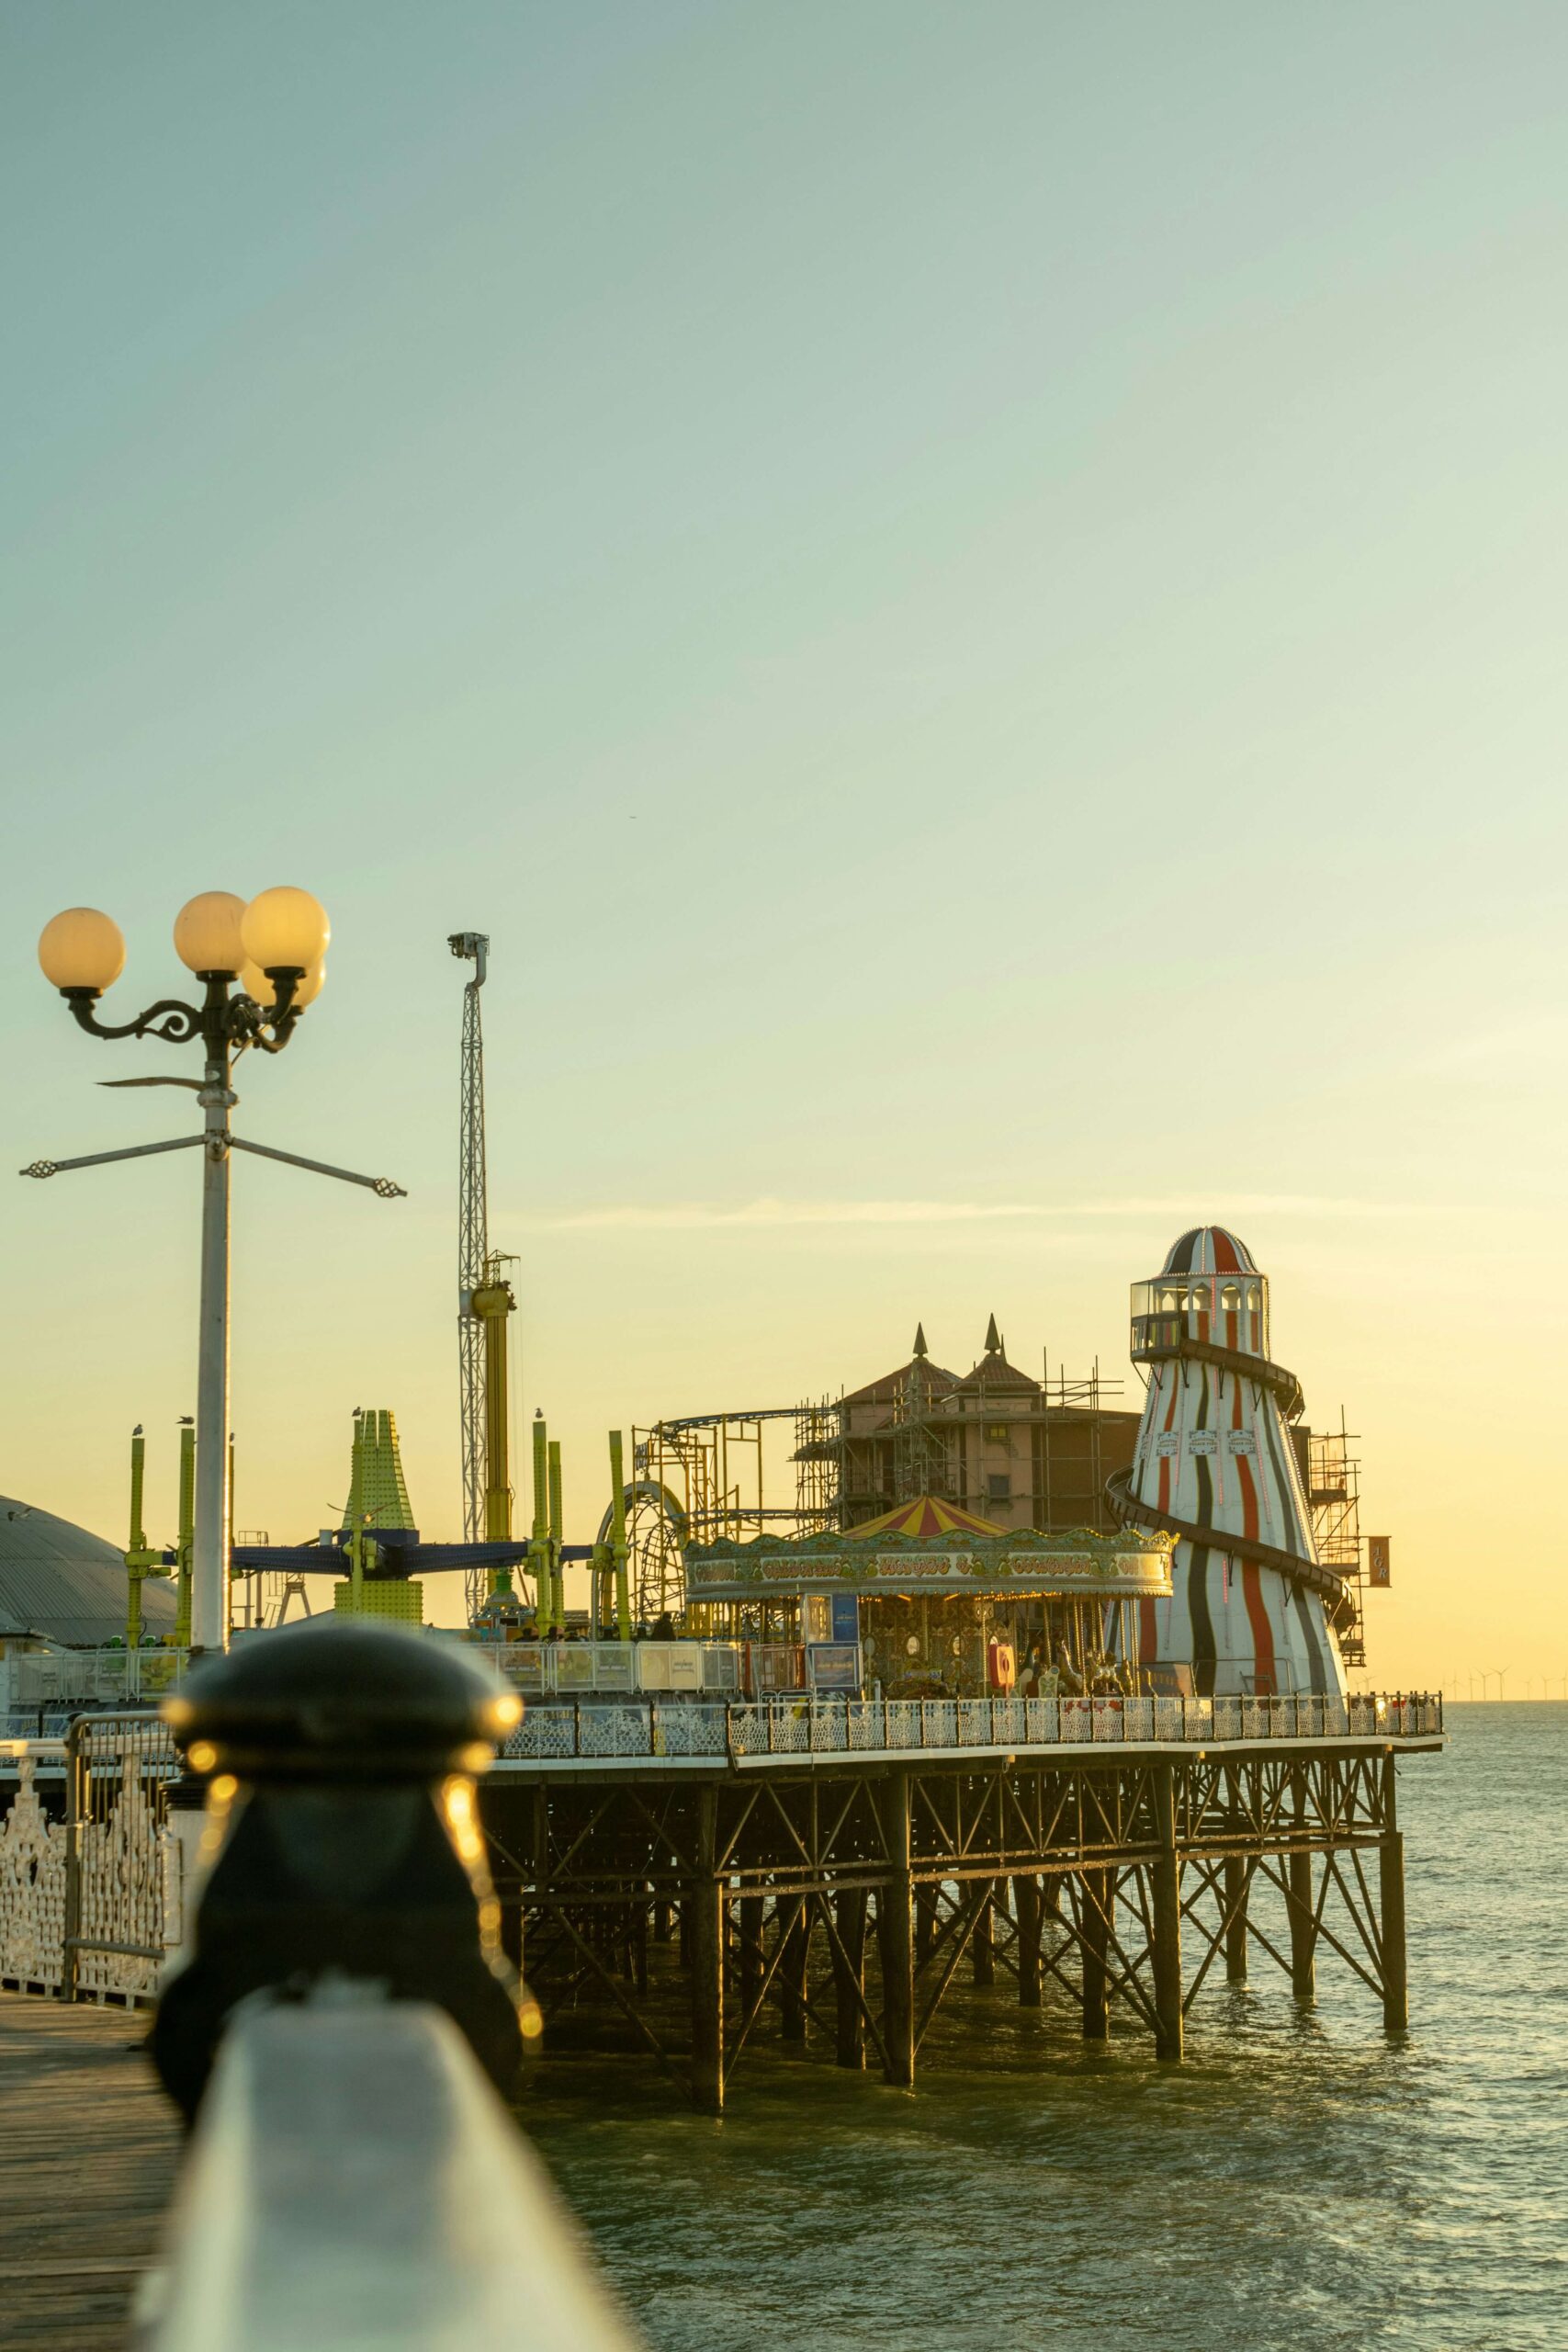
[684,1498,1175,1700]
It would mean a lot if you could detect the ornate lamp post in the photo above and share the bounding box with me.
[25,888,405,1656]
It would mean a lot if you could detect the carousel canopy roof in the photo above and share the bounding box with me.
[848,1497,1006,1540]
[686,1505,1174,1602]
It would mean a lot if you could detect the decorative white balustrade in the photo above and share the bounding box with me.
[0,1717,176,2001]
[499,1690,1442,1763]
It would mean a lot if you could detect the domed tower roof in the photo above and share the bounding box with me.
[1160,1227,1258,1278]
[0,1495,172,1647]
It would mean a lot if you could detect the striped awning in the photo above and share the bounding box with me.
[848,1496,1007,1540]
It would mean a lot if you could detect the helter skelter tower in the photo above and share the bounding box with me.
[1108,1226,1351,1698]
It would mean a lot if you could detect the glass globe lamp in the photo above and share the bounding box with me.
[38,908,127,996]
[240,887,330,975]
[173,891,247,977]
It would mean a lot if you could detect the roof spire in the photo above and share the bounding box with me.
[984,1311,1001,1357]
[912,1321,928,1360]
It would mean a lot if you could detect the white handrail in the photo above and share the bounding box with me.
[143,1988,643,2352]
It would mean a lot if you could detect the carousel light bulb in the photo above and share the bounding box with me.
[173,891,247,976]
[240,886,330,975]
[38,908,127,995]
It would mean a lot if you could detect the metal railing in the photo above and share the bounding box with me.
[143,1987,642,2348]
[490,1639,742,1697]
[9,1646,190,1708]
[501,1690,1443,1762]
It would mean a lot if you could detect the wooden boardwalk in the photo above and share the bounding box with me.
[0,1995,179,2351]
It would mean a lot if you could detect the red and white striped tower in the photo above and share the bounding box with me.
[1109,1227,1349,1698]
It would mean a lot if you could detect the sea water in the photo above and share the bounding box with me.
[527,1705,1566,2351]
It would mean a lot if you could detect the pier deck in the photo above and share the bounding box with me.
[483,1721,1442,2109]
[0,1994,178,2352]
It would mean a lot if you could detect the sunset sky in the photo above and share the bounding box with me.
[4,4,1564,1690]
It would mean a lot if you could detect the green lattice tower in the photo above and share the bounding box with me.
[336,1408,422,1623]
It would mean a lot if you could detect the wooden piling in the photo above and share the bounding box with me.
[877,1772,915,2086]
[1380,1751,1408,2033]
[1151,1767,1184,2063]
[690,1788,724,2113]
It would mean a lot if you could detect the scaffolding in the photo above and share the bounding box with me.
[628,1410,802,1624]
[792,1397,839,1535]
[791,1355,1134,1536]
[1308,1409,1368,1667]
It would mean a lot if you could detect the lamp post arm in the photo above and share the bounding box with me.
[19,1135,206,1180]
[227,1136,407,1198]
[64,993,205,1045]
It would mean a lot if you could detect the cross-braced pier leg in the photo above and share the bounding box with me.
[690,1788,724,2113]
[1080,1869,1111,2041]
[1380,1754,1407,2033]
[877,1771,915,2087]
[1151,1765,1183,2062]
[834,1888,868,2069]
[1014,1873,1043,2008]
[971,1883,995,1984]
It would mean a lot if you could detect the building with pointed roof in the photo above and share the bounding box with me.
[820,1317,1142,1535]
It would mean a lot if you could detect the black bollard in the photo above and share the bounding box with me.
[149,1618,538,2125]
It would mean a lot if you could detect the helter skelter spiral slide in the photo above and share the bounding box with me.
[1108,1226,1354,1699]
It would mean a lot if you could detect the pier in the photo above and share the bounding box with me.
[480,1691,1441,2109]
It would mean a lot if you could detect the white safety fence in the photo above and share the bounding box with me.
[500,1690,1443,1762]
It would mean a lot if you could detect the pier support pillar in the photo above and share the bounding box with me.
[1014,1874,1042,2009]
[739,1894,762,2013]
[690,1789,724,2114]
[1380,1752,1408,2034]
[877,1772,915,2087]
[1286,1767,1315,2002]
[1080,1869,1111,2041]
[781,1899,809,2042]
[833,1887,868,2069]
[971,1883,995,1985]
[915,1882,939,1966]
[1224,1858,1248,1985]
[1151,1766,1184,2064]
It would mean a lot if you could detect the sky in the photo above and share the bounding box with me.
[3,3,1564,1690]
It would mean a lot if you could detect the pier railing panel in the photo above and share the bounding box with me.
[493,1690,1441,1764]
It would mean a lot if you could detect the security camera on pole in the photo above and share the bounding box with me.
[25,889,407,1656]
